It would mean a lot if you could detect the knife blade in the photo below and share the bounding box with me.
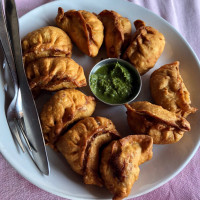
[4,0,49,175]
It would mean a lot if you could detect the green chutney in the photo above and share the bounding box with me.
[90,62,138,104]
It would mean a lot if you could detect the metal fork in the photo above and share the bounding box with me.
[4,58,33,152]
[0,0,32,152]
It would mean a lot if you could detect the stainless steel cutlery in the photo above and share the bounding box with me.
[0,0,49,175]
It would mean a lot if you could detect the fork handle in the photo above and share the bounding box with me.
[0,0,19,96]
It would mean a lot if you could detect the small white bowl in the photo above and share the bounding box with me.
[89,58,142,106]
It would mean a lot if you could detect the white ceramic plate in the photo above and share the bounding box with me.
[0,0,200,199]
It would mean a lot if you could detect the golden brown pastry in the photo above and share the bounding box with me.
[26,57,87,92]
[123,20,165,75]
[22,26,72,64]
[40,89,96,147]
[150,61,197,117]
[56,8,104,57]
[56,116,120,187]
[100,135,153,200]
[98,10,131,58]
[125,101,191,144]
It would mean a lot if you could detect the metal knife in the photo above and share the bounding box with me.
[4,0,49,175]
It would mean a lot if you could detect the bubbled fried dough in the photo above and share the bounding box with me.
[98,10,131,58]
[150,61,197,117]
[26,57,87,91]
[22,26,72,64]
[56,8,104,57]
[100,135,153,200]
[123,20,165,75]
[56,117,120,187]
[40,89,96,147]
[125,101,191,144]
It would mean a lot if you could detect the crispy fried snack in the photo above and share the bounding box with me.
[22,26,72,63]
[56,8,104,57]
[56,116,120,187]
[100,135,153,200]
[40,89,96,147]
[22,26,72,64]
[26,57,87,92]
[150,61,197,117]
[123,20,165,75]
[98,10,131,58]
[125,101,191,144]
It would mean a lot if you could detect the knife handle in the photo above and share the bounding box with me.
[0,0,19,96]
[4,0,28,84]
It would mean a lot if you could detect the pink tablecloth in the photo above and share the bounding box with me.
[0,0,200,199]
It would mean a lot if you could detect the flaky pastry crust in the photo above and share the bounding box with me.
[150,61,197,117]
[98,10,131,58]
[125,101,191,144]
[26,57,87,91]
[56,116,120,187]
[100,135,153,200]
[123,20,165,75]
[56,8,104,57]
[22,26,72,64]
[40,89,96,147]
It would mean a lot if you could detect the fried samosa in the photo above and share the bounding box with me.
[56,116,120,187]
[125,101,191,144]
[40,89,96,147]
[150,61,197,117]
[22,26,72,64]
[26,57,87,92]
[98,10,131,58]
[123,20,165,75]
[100,135,153,200]
[56,8,104,57]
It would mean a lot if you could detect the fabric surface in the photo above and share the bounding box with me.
[0,0,200,199]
